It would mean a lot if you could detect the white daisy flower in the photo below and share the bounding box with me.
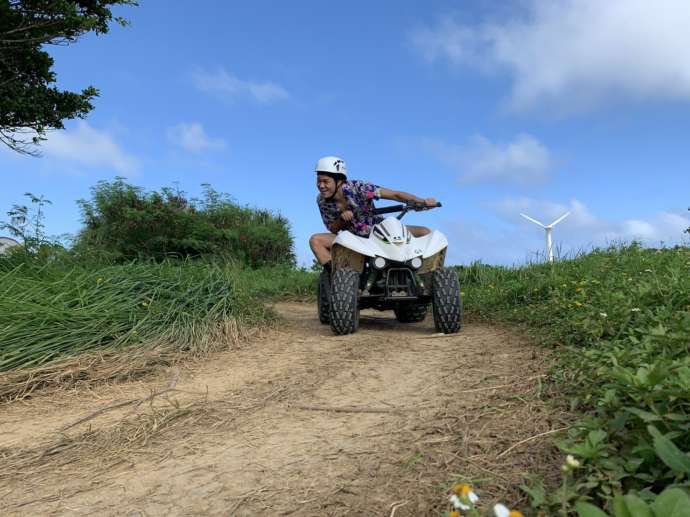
[494,503,510,517]
[566,454,580,468]
[449,494,470,510]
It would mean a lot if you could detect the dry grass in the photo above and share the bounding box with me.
[0,318,262,403]
[394,359,570,513]
[0,366,568,513]
[0,390,216,486]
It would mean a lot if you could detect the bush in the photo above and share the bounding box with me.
[74,178,295,267]
[457,244,690,513]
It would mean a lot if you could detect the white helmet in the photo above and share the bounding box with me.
[315,156,348,177]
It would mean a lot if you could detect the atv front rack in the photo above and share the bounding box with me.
[383,268,419,300]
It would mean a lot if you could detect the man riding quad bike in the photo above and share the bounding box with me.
[309,156,462,335]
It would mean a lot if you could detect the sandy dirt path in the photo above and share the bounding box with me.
[0,303,562,516]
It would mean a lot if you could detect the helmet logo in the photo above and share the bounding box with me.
[333,159,343,171]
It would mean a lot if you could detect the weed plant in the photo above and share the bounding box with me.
[456,244,690,513]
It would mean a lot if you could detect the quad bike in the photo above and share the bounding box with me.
[317,202,462,335]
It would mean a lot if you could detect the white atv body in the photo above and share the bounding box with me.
[333,218,448,264]
[318,203,462,335]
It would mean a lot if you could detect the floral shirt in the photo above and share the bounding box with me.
[317,180,384,237]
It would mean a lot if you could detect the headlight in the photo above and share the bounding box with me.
[373,256,387,269]
[410,257,422,269]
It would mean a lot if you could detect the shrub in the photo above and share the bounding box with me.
[74,178,295,267]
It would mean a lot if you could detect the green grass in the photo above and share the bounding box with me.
[0,254,316,371]
[456,244,690,513]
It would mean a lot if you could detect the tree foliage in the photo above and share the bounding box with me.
[0,0,136,154]
[74,178,296,267]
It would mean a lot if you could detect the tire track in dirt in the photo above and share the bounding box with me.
[0,303,565,516]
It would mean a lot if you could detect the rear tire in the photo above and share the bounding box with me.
[394,303,428,323]
[317,269,330,324]
[432,268,462,333]
[329,268,360,335]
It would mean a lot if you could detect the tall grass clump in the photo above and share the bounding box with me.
[456,244,690,513]
[0,253,316,373]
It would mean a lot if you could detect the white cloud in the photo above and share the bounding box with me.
[439,197,689,265]
[424,133,553,184]
[411,17,487,66]
[42,121,138,175]
[412,1,690,113]
[167,122,226,153]
[193,67,290,104]
[491,197,690,249]
[491,197,597,229]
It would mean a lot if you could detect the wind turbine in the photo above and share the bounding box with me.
[520,212,570,263]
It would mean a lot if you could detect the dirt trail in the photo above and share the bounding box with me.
[0,303,562,516]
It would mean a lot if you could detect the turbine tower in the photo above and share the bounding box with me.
[520,212,570,263]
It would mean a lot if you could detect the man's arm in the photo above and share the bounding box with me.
[328,216,349,233]
[378,188,437,206]
[327,209,355,233]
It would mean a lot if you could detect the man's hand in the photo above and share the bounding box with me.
[340,210,354,221]
[423,197,437,207]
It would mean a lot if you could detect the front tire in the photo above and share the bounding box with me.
[432,268,462,333]
[317,269,330,324]
[329,268,360,335]
[394,303,428,323]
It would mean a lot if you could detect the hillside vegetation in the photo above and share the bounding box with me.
[0,182,315,399]
[0,254,314,372]
[74,178,295,267]
[458,244,690,514]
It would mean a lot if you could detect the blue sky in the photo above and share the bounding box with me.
[2,0,690,266]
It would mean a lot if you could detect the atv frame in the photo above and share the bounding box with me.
[318,202,462,335]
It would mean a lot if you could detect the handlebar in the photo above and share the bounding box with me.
[372,202,442,219]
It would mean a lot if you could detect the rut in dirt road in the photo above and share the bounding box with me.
[0,303,563,516]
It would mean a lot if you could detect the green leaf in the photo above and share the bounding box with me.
[613,495,633,517]
[676,367,690,389]
[648,426,690,475]
[576,502,610,517]
[588,429,607,447]
[520,480,546,508]
[646,362,669,386]
[652,488,690,517]
[625,407,661,423]
[621,494,653,517]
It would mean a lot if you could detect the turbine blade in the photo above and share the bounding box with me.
[520,213,546,228]
[549,212,571,227]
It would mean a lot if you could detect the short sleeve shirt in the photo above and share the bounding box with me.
[317,179,384,237]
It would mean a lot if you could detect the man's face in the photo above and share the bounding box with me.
[317,174,337,197]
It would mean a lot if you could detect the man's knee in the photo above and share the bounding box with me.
[310,233,332,250]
